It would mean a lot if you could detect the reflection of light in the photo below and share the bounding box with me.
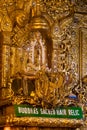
[4,127,11,130]
[27,47,30,51]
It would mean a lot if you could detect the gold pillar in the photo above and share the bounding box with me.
[10,47,16,77]
[2,45,10,87]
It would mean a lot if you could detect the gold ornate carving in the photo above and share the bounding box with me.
[42,0,75,21]
[4,114,83,128]
[75,0,87,13]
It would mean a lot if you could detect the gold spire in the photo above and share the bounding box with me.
[30,0,49,30]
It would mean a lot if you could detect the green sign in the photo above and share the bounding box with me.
[14,105,83,119]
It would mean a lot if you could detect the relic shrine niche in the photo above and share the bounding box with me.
[11,29,53,97]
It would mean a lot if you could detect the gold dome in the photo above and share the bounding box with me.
[30,16,49,30]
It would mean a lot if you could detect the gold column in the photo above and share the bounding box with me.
[10,47,16,77]
[2,45,10,87]
[1,45,10,99]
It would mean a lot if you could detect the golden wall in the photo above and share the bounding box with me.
[0,0,87,130]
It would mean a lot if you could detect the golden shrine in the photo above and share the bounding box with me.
[0,0,87,130]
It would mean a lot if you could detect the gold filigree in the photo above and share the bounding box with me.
[42,0,74,21]
[5,115,83,128]
[75,0,87,13]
